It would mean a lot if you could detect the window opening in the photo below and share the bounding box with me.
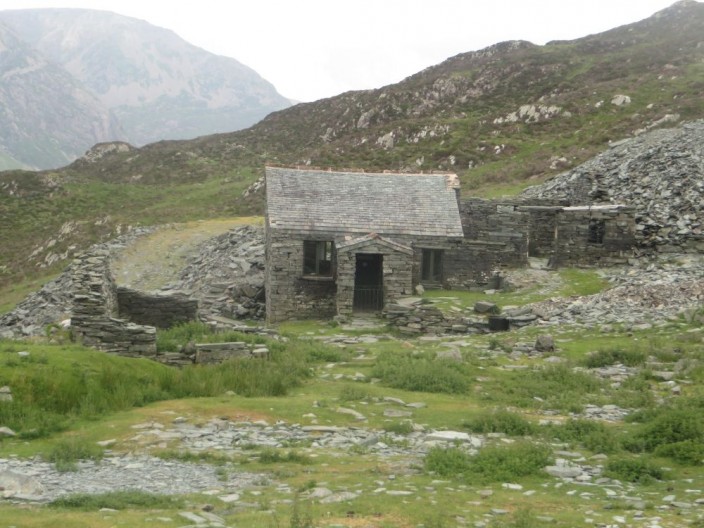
[303,240,333,275]
[588,219,605,244]
[421,249,443,282]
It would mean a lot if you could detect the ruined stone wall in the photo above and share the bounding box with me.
[70,250,157,357]
[458,199,529,267]
[117,288,198,329]
[444,241,516,289]
[552,206,636,267]
[443,199,531,287]
[517,206,561,257]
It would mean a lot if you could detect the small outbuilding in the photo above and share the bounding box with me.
[264,166,464,322]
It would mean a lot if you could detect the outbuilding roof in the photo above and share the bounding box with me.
[265,167,464,237]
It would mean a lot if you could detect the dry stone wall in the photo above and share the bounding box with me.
[265,228,338,323]
[70,249,158,357]
[117,287,198,329]
[384,301,537,335]
[551,206,636,267]
[521,120,704,252]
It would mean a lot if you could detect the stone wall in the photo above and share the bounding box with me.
[117,288,198,328]
[458,200,529,266]
[551,205,636,267]
[336,236,414,317]
[265,227,463,322]
[70,248,201,359]
[194,342,269,364]
[265,228,338,323]
[70,249,158,357]
[518,206,561,257]
[384,302,537,335]
[440,199,531,288]
[444,241,518,289]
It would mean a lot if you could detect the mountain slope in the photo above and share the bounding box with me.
[0,20,123,170]
[51,1,704,190]
[0,8,291,166]
[1,0,703,289]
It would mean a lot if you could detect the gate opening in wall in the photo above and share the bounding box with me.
[353,253,383,312]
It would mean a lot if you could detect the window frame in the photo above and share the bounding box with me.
[421,248,444,283]
[303,240,334,277]
[587,219,606,245]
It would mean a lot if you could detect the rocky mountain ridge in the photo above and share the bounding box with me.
[0,19,123,170]
[39,1,704,188]
[1,1,703,289]
[0,8,291,169]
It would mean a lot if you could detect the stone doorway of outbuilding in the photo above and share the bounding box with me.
[353,253,383,312]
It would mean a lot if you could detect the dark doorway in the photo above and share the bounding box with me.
[353,253,383,312]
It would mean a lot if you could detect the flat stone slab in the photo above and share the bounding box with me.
[545,465,583,478]
[426,431,482,447]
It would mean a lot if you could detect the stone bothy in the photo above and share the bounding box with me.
[264,167,465,322]
[264,167,636,323]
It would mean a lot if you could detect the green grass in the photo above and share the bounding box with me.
[421,268,609,314]
[2,284,704,526]
[0,333,314,438]
[425,442,552,483]
[44,437,104,472]
[49,490,184,510]
[371,349,472,394]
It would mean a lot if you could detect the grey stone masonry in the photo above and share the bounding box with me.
[265,229,338,323]
[70,249,158,357]
[551,205,636,267]
[194,342,269,364]
[117,287,198,329]
[336,235,413,316]
[519,205,564,257]
[460,199,530,262]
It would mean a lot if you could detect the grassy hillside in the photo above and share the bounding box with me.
[1,1,703,292]
[1,279,704,526]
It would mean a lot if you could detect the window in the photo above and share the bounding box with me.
[588,219,605,244]
[421,249,443,282]
[303,240,333,276]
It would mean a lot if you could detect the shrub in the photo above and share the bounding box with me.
[257,449,312,465]
[338,385,370,402]
[628,409,704,452]
[424,446,473,477]
[604,457,664,484]
[425,442,551,483]
[45,437,104,472]
[499,365,604,411]
[583,348,647,368]
[383,421,414,435]
[467,442,551,482]
[50,490,183,510]
[545,419,620,454]
[0,337,312,438]
[494,508,543,528]
[463,410,536,436]
[654,440,704,465]
[372,351,471,394]
[156,321,211,352]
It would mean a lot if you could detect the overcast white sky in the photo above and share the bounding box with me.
[0,0,684,102]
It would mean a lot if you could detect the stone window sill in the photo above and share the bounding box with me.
[301,275,334,282]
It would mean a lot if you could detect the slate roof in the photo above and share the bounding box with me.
[265,167,464,237]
